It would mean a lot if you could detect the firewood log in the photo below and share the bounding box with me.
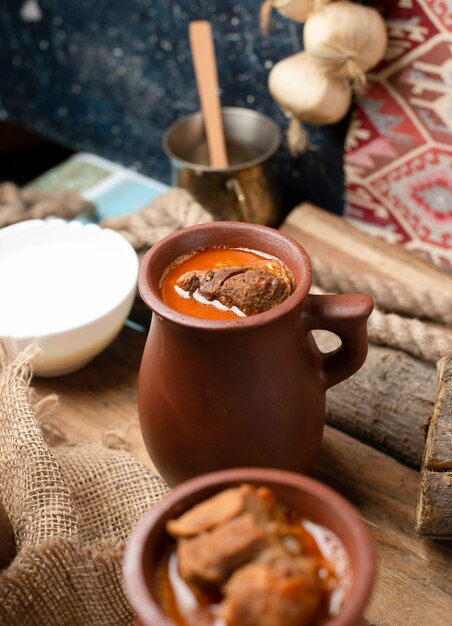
[416,356,452,538]
[281,203,452,325]
[314,332,436,469]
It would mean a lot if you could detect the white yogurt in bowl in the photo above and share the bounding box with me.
[0,219,139,376]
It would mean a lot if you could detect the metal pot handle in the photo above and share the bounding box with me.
[226,177,252,222]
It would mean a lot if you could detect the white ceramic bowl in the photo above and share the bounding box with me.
[0,219,139,376]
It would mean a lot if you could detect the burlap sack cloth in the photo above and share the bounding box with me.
[0,344,170,626]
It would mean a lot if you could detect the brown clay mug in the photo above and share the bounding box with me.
[123,467,377,626]
[138,222,373,486]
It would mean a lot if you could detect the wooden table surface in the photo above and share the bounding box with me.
[35,325,452,626]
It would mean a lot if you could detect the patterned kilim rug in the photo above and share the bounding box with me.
[344,0,452,270]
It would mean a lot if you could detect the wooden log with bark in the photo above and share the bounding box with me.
[314,332,436,469]
[416,356,452,538]
[280,203,452,325]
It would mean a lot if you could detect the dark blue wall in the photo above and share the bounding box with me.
[0,0,349,216]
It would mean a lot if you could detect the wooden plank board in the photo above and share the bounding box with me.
[34,326,452,626]
[314,429,452,626]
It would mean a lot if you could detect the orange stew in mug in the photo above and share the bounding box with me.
[160,246,295,320]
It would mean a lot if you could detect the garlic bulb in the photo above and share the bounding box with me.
[303,1,388,86]
[260,0,334,35]
[269,51,352,153]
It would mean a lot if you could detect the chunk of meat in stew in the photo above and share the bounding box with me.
[167,484,275,538]
[176,265,293,315]
[177,513,268,587]
[166,487,247,538]
[220,557,322,626]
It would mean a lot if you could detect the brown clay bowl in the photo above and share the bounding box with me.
[123,468,376,626]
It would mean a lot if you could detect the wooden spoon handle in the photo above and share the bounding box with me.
[189,20,228,169]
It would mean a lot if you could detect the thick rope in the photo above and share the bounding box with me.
[101,187,213,252]
[368,308,452,364]
[311,256,452,327]
[311,286,452,363]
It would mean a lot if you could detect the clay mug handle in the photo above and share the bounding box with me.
[302,293,374,390]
